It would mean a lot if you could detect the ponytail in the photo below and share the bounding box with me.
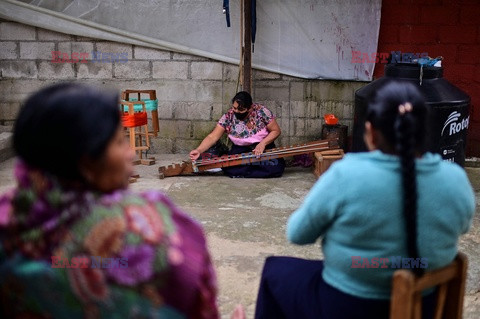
[395,104,423,276]
[366,81,428,276]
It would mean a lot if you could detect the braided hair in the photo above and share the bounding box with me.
[366,81,428,276]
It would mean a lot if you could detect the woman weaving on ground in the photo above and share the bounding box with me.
[253,81,475,319]
[0,83,239,319]
[189,91,285,178]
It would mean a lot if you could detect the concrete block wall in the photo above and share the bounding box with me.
[0,20,366,154]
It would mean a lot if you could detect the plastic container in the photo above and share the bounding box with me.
[352,63,470,166]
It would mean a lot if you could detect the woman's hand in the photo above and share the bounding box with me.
[253,142,266,157]
[189,149,201,161]
[230,305,246,319]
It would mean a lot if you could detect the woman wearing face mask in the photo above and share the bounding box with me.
[189,91,285,178]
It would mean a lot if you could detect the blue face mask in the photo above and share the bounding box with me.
[234,111,249,120]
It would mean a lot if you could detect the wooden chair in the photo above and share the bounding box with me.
[390,252,468,319]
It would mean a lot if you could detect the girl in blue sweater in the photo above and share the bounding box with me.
[254,81,475,319]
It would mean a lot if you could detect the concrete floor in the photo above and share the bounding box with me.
[0,155,479,318]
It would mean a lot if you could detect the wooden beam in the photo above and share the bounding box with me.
[242,0,252,93]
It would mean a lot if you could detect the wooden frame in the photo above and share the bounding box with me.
[390,252,468,319]
[122,89,159,137]
[120,100,150,159]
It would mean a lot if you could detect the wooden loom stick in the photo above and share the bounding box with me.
[158,138,339,178]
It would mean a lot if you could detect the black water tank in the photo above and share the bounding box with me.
[352,63,470,166]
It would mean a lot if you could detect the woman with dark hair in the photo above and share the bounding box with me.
[0,83,224,318]
[189,91,285,178]
[253,81,475,318]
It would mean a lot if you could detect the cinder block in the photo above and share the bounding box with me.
[75,36,96,41]
[257,101,279,118]
[0,61,37,78]
[290,81,306,101]
[173,101,211,120]
[254,69,281,80]
[154,81,196,102]
[58,42,94,60]
[306,101,321,119]
[172,52,207,61]
[0,79,46,102]
[96,42,133,60]
[149,137,174,153]
[278,118,294,136]
[305,118,322,137]
[20,42,55,59]
[173,138,202,153]
[134,47,170,60]
[211,102,224,120]
[152,61,188,79]
[254,81,290,101]
[192,121,217,139]
[114,61,150,79]
[311,81,354,102]
[77,63,113,79]
[157,120,191,139]
[193,81,223,103]
[222,82,237,104]
[0,42,17,59]
[0,22,36,40]
[294,118,306,136]
[0,131,13,162]
[290,101,306,118]
[156,101,174,119]
[38,61,75,79]
[191,62,223,80]
[37,29,73,41]
[320,101,345,118]
[267,101,288,120]
[223,63,239,82]
[0,102,22,120]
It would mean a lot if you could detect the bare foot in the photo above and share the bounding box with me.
[230,304,246,319]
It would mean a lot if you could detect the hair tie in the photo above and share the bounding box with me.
[398,102,413,115]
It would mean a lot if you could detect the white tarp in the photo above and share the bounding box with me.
[0,0,381,80]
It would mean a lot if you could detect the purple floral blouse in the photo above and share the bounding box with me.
[0,160,219,319]
[218,103,275,140]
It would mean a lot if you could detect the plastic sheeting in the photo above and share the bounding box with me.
[0,0,381,80]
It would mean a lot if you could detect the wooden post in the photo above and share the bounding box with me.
[242,0,252,93]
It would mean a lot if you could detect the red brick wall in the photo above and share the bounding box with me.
[374,0,480,156]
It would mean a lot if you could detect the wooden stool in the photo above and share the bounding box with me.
[313,149,344,178]
[122,89,159,137]
[120,100,150,160]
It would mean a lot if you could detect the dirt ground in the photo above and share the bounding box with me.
[0,155,478,318]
